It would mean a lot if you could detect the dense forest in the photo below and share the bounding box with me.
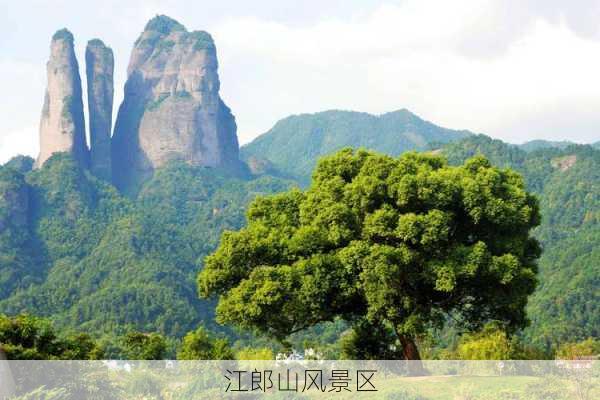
[0,122,598,359]
[240,109,472,185]
[442,135,599,348]
[0,153,293,353]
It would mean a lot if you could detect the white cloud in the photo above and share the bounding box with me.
[0,125,38,163]
[213,0,600,144]
[1,0,600,164]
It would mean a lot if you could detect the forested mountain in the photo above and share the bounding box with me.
[1,112,597,354]
[240,109,472,185]
[0,154,292,338]
[442,135,599,347]
[518,139,574,153]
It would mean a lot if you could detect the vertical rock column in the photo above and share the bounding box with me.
[86,39,114,181]
[36,29,88,169]
[111,15,243,192]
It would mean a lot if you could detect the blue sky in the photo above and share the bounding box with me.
[2,0,600,162]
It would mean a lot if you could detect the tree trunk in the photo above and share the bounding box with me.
[399,335,421,360]
[398,335,427,376]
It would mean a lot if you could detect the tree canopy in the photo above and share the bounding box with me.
[199,148,541,360]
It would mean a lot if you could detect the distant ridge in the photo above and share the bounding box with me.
[241,109,472,184]
[519,139,575,153]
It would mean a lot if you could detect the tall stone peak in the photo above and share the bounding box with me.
[112,16,242,192]
[143,15,186,34]
[86,38,114,181]
[36,28,88,169]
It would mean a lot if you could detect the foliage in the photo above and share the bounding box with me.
[0,313,103,359]
[443,135,600,349]
[199,148,541,359]
[340,319,402,359]
[241,109,471,185]
[3,155,34,174]
[235,346,274,360]
[454,324,513,360]
[144,15,186,34]
[0,154,293,344]
[52,28,73,42]
[121,332,166,360]
[177,326,233,360]
[556,338,600,360]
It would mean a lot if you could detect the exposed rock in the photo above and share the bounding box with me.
[551,154,577,171]
[36,29,88,169]
[112,15,243,192]
[86,39,114,181]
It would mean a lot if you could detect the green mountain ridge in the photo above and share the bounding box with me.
[0,154,293,338]
[241,109,473,185]
[518,139,576,153]
[442,135,599,346]
[1,109,598,352]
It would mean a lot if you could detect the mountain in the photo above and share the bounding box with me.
[86,39,114,182]
[35,16,246,195]
[442,135,599,346]
[111,16,245,193]
[0,153,292,338]
[241,109,472,185]
[36,29,89,169]
[0,16,287,340]
[519,140,574,153]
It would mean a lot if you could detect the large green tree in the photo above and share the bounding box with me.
[198,149,541,361]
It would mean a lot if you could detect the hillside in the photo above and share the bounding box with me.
[518,140,574,153]
[241,109,472,185]
[0,154,292,338]
[442,135,599,346]
[1,114,598,352]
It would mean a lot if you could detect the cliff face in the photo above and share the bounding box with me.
[86,39,114,181]
[111,16,242,192]
[36,29,88,169]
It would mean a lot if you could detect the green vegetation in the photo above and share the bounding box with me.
[240,109,472,185]
[61,95,73,119]
[175,90,192,99]
[177,326,233,359]
[3,155,34,173]
[1,118,598,360]
[0,313,103,359]
[199,148,541,361]
[145,93,169,110]
[0,153,293,346]
[144,15,186,35]
[442,135,600,350]
[519,139,574,153]
[556,337,600,359]
[121,332,167,360]
[190,30,215,51]
[51,28,73,42]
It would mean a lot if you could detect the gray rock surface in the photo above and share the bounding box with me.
[86,39,114,181]
[112,15,242,192]
[36,29,88,169]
